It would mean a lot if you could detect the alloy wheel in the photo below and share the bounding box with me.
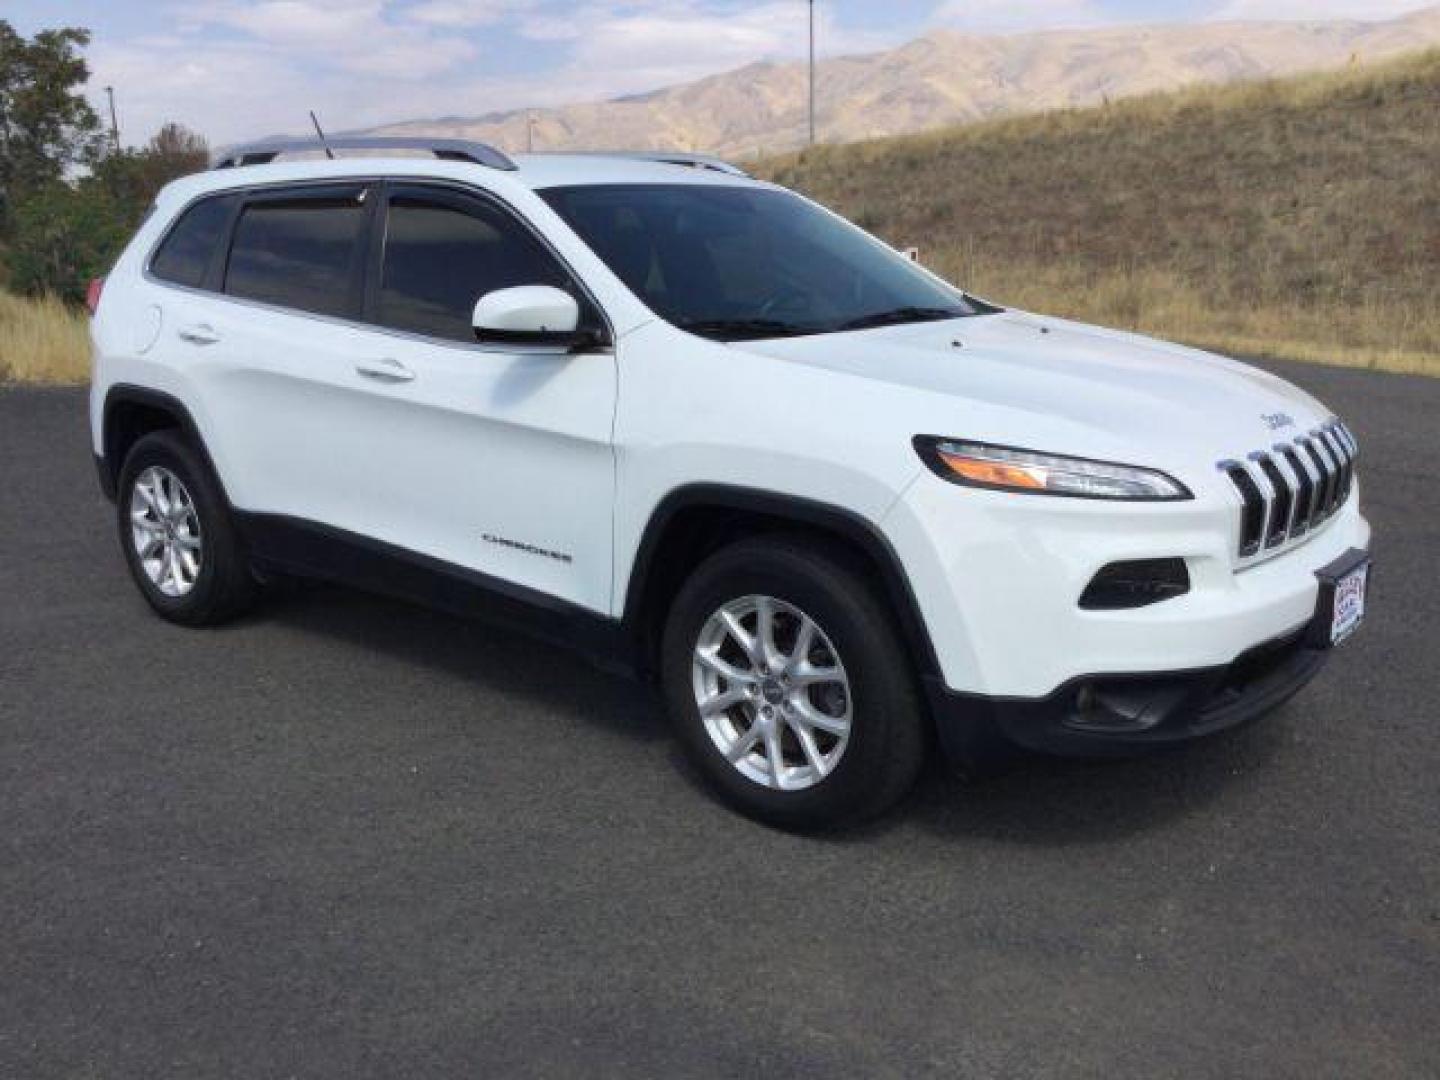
[691,595,852,790]
[129,465,203,598]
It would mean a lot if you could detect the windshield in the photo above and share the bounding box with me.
[540,183,985,341]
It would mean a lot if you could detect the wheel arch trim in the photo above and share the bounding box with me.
[99,384,230,506]
[620,483,942,679]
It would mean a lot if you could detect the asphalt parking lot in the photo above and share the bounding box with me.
[2,360,1437,1078]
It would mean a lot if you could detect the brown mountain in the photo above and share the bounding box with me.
[364,6,1440,157]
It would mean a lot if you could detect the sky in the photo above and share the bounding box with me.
[8,0,1437,149]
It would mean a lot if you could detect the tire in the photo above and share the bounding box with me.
[116,429,256,626]
[660,535,928,830]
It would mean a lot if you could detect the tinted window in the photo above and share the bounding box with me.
[542,184,980,341]
[377,195,570,342]
[151,195,234,288]
[225,195,367,318]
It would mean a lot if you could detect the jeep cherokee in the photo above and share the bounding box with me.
[89,138,1372,828]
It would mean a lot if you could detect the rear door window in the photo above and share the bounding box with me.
[150,195,235,289]
[225,190,369,318]
[375,190,571,342]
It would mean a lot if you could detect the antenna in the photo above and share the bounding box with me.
[309,111,335,159]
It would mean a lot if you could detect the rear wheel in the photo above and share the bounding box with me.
[661,536,927,829]
[117,430,255,626]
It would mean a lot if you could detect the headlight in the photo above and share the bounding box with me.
[914,437,1191,501]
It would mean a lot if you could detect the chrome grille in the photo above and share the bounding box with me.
[1219,420,1357,561]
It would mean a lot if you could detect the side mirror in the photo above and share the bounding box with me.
[472,285,599,349]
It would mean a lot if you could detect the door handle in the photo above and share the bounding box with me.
[355,357,416,384]
[177,323,220,346]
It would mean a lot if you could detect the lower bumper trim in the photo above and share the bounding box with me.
[927,629,1329,760]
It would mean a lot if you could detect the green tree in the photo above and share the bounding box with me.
[149,122,209,173]
[1,22,211,299]
[9,121,211,300]
[0,21,105,223]
[92,122,209,215]
[5,181,128,302]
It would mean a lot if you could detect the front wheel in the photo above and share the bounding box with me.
[661,536,927,829]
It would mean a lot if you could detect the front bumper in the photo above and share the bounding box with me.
[883,470,1371,699]
[925,625,1327,759]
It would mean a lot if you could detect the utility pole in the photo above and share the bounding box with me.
[527,112,536,153]
[104,86,120,151]
[808,0,816,146]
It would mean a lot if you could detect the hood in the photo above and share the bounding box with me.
[738,310,1332,468]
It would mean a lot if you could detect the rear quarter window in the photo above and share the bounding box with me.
[150,195,236,289]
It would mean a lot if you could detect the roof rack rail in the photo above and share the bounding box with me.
[212,137,517,172]
[556,151,751,178]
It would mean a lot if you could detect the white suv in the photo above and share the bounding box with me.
[90,138,1372,828]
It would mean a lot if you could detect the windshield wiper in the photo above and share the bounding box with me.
[676,318,814,341]
[835,306,964,332]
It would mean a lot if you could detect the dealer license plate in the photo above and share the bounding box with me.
[1327,559,1369,646]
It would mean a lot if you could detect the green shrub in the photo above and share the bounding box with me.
[6,181,130,302]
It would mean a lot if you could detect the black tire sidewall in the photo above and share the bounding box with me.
[661,538,924,829]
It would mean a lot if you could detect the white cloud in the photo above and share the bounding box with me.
[177,0,476,77]
[557,5,794,65]
[931,0,1110,34]
[517,1,894,92]
[91,38,314,146]
[408,0,538,28]
[185,0,384,49]
[1208,0,1436,19]
[89,0,482,147]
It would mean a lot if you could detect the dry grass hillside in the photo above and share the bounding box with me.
[756,50,1440,375]
[367,6,1440,157]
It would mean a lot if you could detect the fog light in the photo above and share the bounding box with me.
[1079,559,1190,610]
